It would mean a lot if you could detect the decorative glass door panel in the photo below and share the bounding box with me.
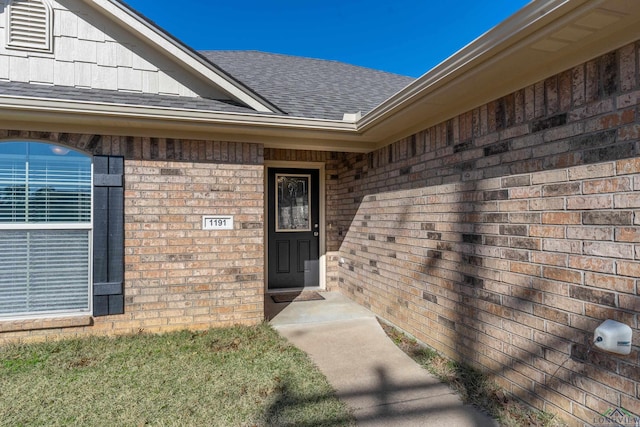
[276,174,311,232]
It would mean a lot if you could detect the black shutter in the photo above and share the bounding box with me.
[93,156,124,316]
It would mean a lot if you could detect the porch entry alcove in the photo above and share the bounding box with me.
[267,167,320,290]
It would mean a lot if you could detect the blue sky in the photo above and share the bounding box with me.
[124,1,531,78]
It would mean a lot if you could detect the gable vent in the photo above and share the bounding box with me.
[6,0,52,52]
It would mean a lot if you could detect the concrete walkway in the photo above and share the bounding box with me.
[268,292,498,427]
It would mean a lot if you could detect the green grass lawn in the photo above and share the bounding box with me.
[0,324,355,427]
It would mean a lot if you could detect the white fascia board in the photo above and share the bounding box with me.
[0,95,354,130]
[0,95,373,152]
[357,0,588,131]
[81,0,276,113]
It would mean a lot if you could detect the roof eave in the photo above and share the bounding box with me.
[358,0,640,149]
[0,96,374,153]
[4,0,638,154]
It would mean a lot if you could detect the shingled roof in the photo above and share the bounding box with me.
[0,0,415,123]
[200,51,415,121]
[1,52,414,122]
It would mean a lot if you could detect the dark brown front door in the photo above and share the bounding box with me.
[267,168,320,289]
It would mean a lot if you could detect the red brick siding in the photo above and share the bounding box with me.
[336,43,640,426]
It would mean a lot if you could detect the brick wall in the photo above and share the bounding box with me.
[336,42,640,426]
[0,131,264,343]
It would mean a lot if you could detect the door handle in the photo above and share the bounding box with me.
[314,232,319,237]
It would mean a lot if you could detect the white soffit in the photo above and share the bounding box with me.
[530,9,624,52]
[80,0,278,113]
[359,0,640,148]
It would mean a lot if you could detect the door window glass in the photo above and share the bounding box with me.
[276,174,311,232]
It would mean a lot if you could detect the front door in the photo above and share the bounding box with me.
[267,168,320,289]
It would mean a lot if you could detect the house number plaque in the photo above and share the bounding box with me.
[202,215,234,230]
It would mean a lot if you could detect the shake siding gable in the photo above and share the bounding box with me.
[0,0,224,97]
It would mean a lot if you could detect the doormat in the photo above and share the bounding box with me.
[271,291,325,304]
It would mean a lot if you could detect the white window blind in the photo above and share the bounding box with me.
[0,230,90,315]
[0,143,91,223]
[0,142,91,318]
[6,0,52,52]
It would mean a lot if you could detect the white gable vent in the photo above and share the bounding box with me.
[6,0,52,52]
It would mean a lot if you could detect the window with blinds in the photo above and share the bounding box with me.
[6,0,52,52]
[0,142,92,318]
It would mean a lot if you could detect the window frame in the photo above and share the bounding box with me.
[0,140,94,320]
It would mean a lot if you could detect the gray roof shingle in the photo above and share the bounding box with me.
[0,52,414,122]
[199,51,415,120]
